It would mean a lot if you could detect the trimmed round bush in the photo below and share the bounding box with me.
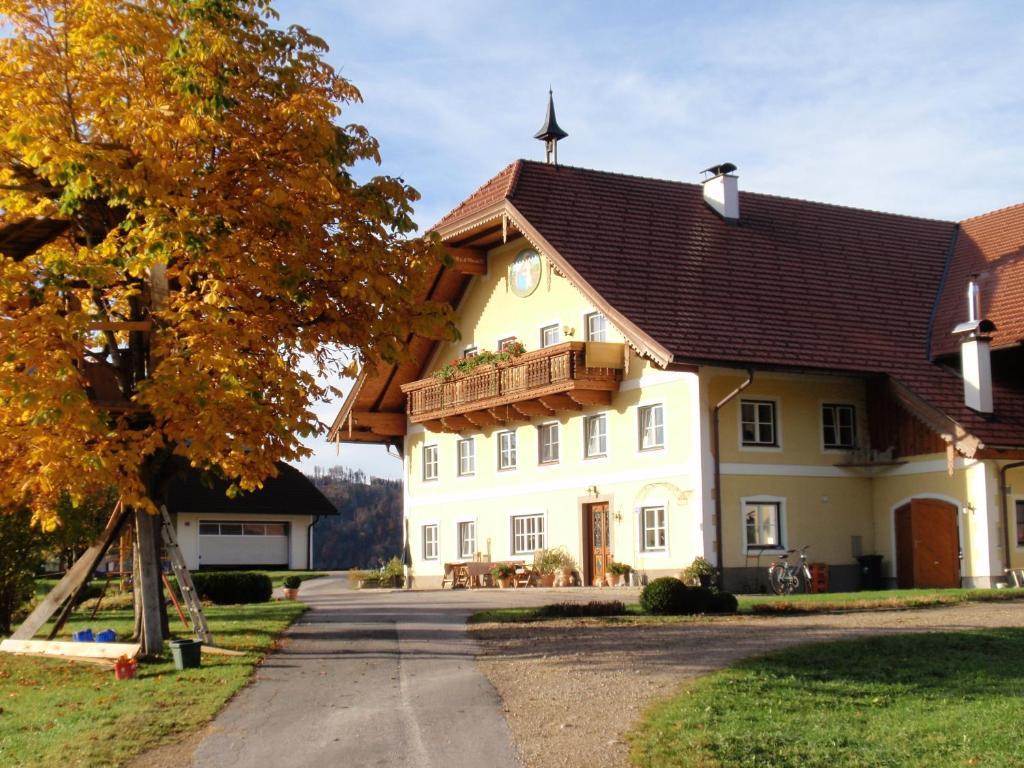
[191,571,273,604]
[707,590,739,614]
[640,577,689,615]
[678,585,716,614]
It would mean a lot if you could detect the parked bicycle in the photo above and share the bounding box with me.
[767,545,812,595]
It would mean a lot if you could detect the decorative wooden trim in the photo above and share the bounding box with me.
[446,246,487,275]
[350,411,406,436]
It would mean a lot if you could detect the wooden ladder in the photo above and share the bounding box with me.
[159,506,212,645]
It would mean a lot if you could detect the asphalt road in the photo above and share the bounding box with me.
[190,577,633,768]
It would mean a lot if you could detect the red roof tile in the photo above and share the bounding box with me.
[438,160,1024,448]
[932,203,1024,357]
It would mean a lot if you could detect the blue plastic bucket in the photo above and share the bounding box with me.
[96,629,117,643]
[72,629,94,642]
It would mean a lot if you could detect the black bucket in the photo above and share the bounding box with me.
[170,639,202,670]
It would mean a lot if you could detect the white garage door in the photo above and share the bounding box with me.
[198,521,289,568]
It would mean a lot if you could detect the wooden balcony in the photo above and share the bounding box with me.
[401,341,624,431]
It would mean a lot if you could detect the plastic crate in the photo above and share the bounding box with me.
[809,562,829,594]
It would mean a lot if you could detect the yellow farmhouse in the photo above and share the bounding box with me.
[329,150,1024,592]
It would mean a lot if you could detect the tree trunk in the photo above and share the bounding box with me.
[134,508,165,657]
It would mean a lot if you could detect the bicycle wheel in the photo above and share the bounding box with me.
[768,565,789,595]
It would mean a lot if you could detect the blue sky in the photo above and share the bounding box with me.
[283,0,1024,479]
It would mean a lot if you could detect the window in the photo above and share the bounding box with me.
[457,438,475,476]
[498,336,517,352]
[462,345,478,358]
[640,506,667,552]
[1017,501,1024,547]
[822,404,857,449]
[498,430,517,470]
[511,514,546,554]
[741,400,778,447]
[584,413,607,458]
[198,521,286,536]
[458,521,476,559]
[538,422,560,464]
[422,524,438,560]
[744,501,782,550]
[585,312,607,342]
[638,404,665,450]
[540,324,561,348]
[423,444,438,481]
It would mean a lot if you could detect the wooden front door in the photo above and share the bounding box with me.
[895,499,960,588]
[586,503,611,586]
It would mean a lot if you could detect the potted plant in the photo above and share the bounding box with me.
[283,575,301,599]
[533,547,576,587]
[606,562,631,587]
[682,556,718,588]
[491,563,515,589]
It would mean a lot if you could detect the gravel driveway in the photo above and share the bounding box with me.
[470,601,1024,768]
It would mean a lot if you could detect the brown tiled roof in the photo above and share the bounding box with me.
[931,202,1024,357]
[435,161,521,228]
[439,160,1024,449]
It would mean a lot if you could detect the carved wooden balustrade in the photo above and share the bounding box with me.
[401,341,624,431]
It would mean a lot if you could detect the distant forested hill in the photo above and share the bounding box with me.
[308,467,403,569]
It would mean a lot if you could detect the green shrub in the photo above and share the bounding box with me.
[282,575,301,590]
[533,546,576,574]
[707,590,739,614]
[535,600,627,618]
[679,586,716,614]
[378,556,405,588]
[640,577,689,615]
[191,571,273,604]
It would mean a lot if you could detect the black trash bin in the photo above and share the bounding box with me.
[857,554,884,591]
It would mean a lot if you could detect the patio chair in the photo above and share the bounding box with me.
[513,565,537,588]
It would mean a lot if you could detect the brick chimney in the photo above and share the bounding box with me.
[701,163,739,221]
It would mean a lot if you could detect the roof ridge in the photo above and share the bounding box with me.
[960,200,1024,225]
[515,159,955,224]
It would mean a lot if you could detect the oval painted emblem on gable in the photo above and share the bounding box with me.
[509,249,542,298]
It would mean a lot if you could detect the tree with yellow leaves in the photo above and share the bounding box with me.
[0,0,450,651]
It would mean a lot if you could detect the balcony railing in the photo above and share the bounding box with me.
[401,341,623,426]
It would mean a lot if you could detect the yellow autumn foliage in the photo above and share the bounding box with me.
[0,0,452,527]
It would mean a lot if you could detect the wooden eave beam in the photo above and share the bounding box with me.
[538,394,582,412]
[510,400,553,419]
[567,390,613,407]
[440,415,473,432]
[350,411,406,436]
[463,409,500,428]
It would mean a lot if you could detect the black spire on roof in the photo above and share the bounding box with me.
[534,89,568,142]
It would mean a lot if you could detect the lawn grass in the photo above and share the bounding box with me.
[629,628,1024,767]
[0,599,305,768]
[468,587,1024,624]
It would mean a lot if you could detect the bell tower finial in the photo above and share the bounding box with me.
[534,88,568,165]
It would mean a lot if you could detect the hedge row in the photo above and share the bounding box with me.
[639,577,738,615]
[190,571,273,604]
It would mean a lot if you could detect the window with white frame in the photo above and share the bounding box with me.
[1016,500,1024,547]
[538,422,560,464]
[458,521,475,559]
[457,438,475,476]
[640,506,667,552]
[584,413,607,458]
[422,524,438,560]
[638,404,665,450]
[741,400,778,447]
[422,444,438,481]
[498,430,517,470]
[585,312,607,342]
[540,324,561,348]
[511,514,545,554]
[744,500,782,550]
[822,404,856,449]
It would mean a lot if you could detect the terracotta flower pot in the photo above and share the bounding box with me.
[606,573,621,587]
[497,576,513,589]
[284,587,299,600]
[538,573,556,588]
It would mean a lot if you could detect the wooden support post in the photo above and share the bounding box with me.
[12,501,127,641]
[134,509,165,657]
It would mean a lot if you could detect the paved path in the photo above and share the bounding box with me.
[189,577,636,768]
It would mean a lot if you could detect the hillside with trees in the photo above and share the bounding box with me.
[309,468,403,569]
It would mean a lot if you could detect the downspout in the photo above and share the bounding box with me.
[1000,462,1024,577]
[712,369,754,588]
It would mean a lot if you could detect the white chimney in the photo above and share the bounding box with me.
[701,163,739,221]
[952,276,996,414]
